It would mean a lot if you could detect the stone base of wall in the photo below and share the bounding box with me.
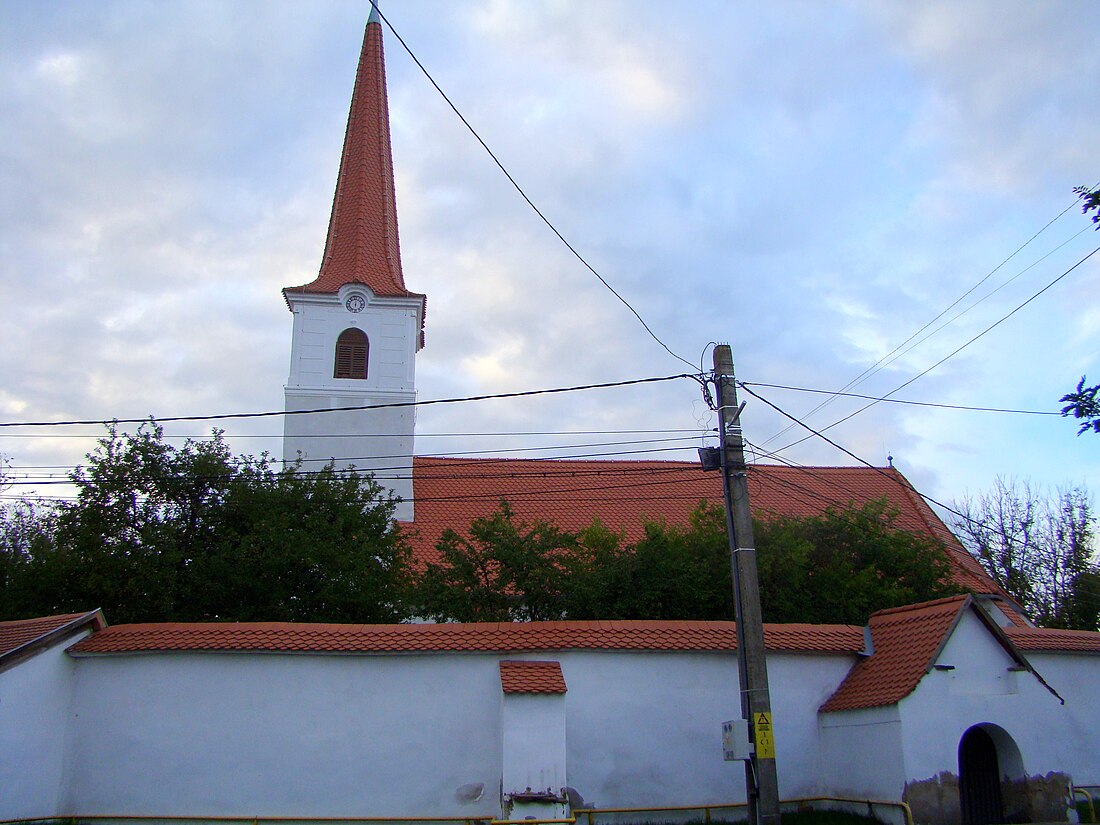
[903,771,1071,825]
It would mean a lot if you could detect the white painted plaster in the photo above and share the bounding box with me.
[899,609,1073,786]
[283,285,420,520]
[818,705,905,803]
[65,652,502,818]
[502,691,568,819]
[0,630,89,819]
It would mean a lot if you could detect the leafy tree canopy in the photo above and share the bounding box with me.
[414,498,961,626]
[0,423,412,623]
[1061,375,1100,435]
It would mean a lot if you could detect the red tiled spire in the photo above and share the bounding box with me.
[285,8,425,320]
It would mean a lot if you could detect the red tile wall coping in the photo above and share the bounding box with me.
[404,457,1001,597]
[500,660,567,693]
[819,595,970,713]
[1006,626,1100,653]
[0,612,98,657]
[69,619,865,657]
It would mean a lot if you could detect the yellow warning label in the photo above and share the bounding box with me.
[753,711,775,759]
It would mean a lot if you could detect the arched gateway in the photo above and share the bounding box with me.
[959,724,1024,825]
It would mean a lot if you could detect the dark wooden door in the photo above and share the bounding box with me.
[960,727,1004,825]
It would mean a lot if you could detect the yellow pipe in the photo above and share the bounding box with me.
[788,796,914,825]
[1075,788,1097,824]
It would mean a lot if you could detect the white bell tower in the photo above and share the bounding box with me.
[283,6,424,522]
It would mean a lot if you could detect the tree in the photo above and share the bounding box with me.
[1074,184,1100,229]
[0,423,412,623]
[755,499,961,625]
[951,478,1098,630]
[1061,376,1100,435]
[415,498,961,626]
[412,501,579,622]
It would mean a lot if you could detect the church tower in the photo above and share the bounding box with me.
[283,6,424,522]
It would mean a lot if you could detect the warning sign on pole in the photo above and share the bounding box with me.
[754,711,775,759]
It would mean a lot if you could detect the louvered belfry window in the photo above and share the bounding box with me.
[334,328,369,379]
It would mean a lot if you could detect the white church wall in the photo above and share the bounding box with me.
[818,705,906,806]
[898,611,1075,825]
[559,650,854,810]
[283,286,419,520]
[1007,651,1100,786]
[59,646,856,818]
[501,691,568,818]
[65,651,503,818]
[0,631,89,820]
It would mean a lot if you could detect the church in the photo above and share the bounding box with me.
[3,10,1099,825]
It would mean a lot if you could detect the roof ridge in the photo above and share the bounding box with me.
[870,594,970,619]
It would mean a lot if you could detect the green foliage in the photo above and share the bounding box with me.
[1074,184,1100,229]
[412,501,574,621]
[416,498,960,626]
[1061,375,1100,435]
[0,423,411,623]
[755,499,961,625]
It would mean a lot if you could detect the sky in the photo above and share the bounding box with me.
[1,0,1098,518]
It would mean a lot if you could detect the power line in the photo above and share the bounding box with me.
[759,188,1097,448]
[367,1,697,373]
[0,373,692,429]
[738,383,978,527]
[742,383,1061,416]
[769,242,1100,455]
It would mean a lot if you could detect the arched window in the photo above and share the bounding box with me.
[334,328,369,379]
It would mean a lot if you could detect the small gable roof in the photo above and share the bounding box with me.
[500,660,567,694]
[820,595,1055,713]
[405,458,1002,597]
[0,610,105,670]
[67,619,865,657]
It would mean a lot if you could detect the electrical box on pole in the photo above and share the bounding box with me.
[712,344,781,825]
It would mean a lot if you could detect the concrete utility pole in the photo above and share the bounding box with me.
[713,344,781,825]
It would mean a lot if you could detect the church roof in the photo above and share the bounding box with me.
[68,618,865,657]
[404,457,1002,596]
[283,8,426,339]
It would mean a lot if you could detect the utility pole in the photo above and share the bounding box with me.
[713,344,781,825]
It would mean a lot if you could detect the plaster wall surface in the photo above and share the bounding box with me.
[501,692,566,796]
[65,652,502,818]
[283,287,418,520]
[61,647,856,818]
[559,650,853,809]
[0,632,88,820]
[818,704,905,802]
[898,611,1070,785]
[1016,651,1100,785]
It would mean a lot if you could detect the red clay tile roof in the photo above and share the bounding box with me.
[819,595,970,712]
[0,611,105,662]
[1006,626,1100,653]
[283,12,426,338]
[500,660,567,693]
[404,458,1001,596]
[68,619,864,657]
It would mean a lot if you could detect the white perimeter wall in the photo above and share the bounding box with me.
[63,648,856,817]
[819,704,905,802]
[0,631,88,820]
[1023,651,1100,786]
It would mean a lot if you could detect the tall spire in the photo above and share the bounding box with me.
[284,8,424,317]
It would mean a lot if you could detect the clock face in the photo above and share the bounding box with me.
[345,294,366,313]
